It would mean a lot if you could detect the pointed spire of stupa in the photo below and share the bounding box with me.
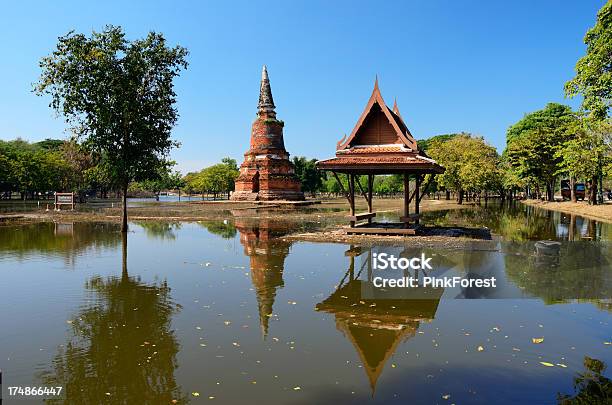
[258,65,276,117]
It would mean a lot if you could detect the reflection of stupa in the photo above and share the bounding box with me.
[235,218,296,338]
[316,247,442,393]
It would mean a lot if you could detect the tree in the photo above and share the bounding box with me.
[131,161,179,200]
[59,140,95,200]
[565,1,612,120]
[417,133,459,153]
[428,134,500,204]
[188,158,239,199]
[292,156,324,197]
[35,25,188,232]
[556,119,612,204]
[505,103,577,201]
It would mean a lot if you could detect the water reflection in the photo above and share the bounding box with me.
[317,246,442,393]
[40,235,186,404]
[235,218,296,338]
[557,357,612,404]
[422,201,610,241]
[0,222,120,263]
[135,221,183,240]
[503,242,611,304]
[198,220,237,239]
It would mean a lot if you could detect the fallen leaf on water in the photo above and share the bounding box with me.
[224,321,231,326]
[532,338,544,344]
[556,363,567,368]
[442,394,451,400]
[293,386,301,391]
[477,346,484,352]
[192,392,200,397]
[540,362,555,367]
[604,342,611,345]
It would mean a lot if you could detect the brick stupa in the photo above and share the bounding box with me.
[231,66,304,201]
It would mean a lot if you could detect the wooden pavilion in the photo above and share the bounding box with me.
[316,79,444,234]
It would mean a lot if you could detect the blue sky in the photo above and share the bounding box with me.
[0,0,604,174]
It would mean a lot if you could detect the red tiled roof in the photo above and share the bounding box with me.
[317,154,444,173]
[338,145,409,154]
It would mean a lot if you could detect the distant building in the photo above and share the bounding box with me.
[231,66,304,201]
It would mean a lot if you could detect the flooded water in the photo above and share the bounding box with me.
[0,203,610,404]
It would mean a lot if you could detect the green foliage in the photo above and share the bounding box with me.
[292,156,325,195]
[0,138,74,195]
[565,1,612,120]
[34,25,188,192]
[131,161,183,196]
[372,175,403,194]
[506,103,575,144]
[556,118,612,182]
[417,133,460,153]
[557,356,611,404]
[505,103,577,200]
[185,157,239,198]
[428,134,501,199]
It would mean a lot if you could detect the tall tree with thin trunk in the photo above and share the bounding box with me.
[35,25,188,231]
[565,1,612,121]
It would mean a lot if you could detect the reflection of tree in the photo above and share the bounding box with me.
[316,247,442,393]
[41,235,186,404]
[504,242,611,304]
[135,221,182,240]
[235,218,296,338]
[0,222,120,262]
[198,220,236,239]
[558,357,611,404]
[422,202,602,241]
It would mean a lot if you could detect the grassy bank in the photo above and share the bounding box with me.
[521,199,612,223]
[4,197,463,223]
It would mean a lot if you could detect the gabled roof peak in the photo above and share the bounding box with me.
[336,79,417,151]
[392,98,401,116]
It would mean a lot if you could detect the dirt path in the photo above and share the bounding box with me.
[521,199,612,223]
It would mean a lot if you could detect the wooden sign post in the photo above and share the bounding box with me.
[54,192,74,211]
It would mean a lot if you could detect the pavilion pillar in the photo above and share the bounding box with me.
[367,174,374,224]
[403,173,410,228]
[415,175,421,225]
[349,174,356,227]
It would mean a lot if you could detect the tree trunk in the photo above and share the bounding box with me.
[445,190,450,200]
[121,231,128,279]
[570,177,577,203]
[590,177,598,205]
[458,189,463,205]
[121,182,128,233]
[546,182,554,202]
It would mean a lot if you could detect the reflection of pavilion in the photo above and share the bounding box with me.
[316,246,442,393]
[234,218,296,338]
